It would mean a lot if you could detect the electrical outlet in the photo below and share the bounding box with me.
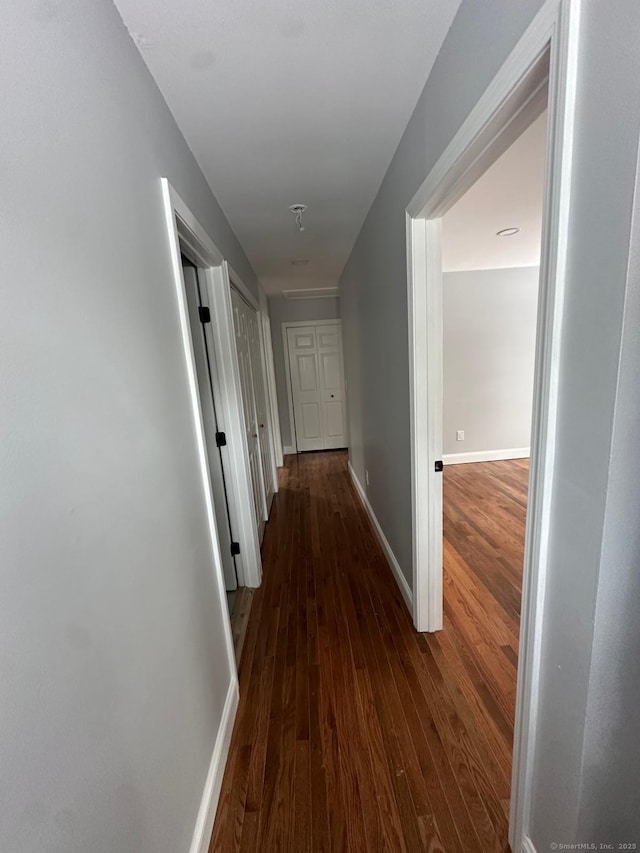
[456,430,465,441]
[365,469,370,486]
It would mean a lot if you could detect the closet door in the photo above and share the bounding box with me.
[317,323,347,449]
[287,322,347,452]
[182,263,238,591]
[230,288,266,541]
[246,307,275,514]
[287,326,324,451]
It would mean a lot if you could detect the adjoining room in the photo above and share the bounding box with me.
[440,107,548,775]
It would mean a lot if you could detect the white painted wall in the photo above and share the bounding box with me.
[268,295,341,450]
[0,3,258,851]
[443,267,539,456]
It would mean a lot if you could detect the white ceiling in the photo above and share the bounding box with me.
[442,110,548,272]
[114,0,462,294]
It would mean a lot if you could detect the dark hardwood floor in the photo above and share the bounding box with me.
[209,452,528,852]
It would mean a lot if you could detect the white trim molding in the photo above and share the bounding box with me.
[283,445,296,456]
[283,287,339,300]
[348,462,413,614]
[443,448,530,465]
[522,837,538,853]
[407,215,444,634]
[228,264,259,309]
[404,0,582,850]
[189,679,239,853]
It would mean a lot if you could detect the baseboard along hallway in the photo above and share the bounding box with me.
[209,452,528,852]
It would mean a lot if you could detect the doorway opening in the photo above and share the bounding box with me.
[439,101,547,846]
[180,249,256,661]
[161,179,269,665]
[440,106,548,620]
[181,254,240,612]
[405,1,580,848]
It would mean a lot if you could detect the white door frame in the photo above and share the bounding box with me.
[282,319,343,453]
[161,178,262,588]
[405,0,580,849]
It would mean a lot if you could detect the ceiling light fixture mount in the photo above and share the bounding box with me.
[496,227,521,237]
[289,203,307,232]
[291,258,309,266]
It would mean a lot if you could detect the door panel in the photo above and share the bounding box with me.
[287,326,324,451]
[287,322,347,451]
[297,354,319,391]
[231,291,265,542]
[301,403,322,439]
[318,330,338,348]
[325,400,345,437]
[230,288,275,540]
[245,301,275,516]
[317,323,347,449]
[320,351,341,390]
[182,263,238,592]
[293,332,314,349]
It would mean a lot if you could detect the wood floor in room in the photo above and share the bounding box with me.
[209,452,528,853]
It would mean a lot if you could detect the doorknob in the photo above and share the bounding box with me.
[251,433,257,438]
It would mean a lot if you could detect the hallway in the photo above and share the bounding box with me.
[210,452,526,852]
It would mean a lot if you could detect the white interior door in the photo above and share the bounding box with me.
[246,307,275,514]
[317,324,347,449]
[230,288,267,542]
[287,322,347,452]
[182,263,238,591]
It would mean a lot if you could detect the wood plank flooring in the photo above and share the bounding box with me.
[209,452,528,852]
[230,587,255,665]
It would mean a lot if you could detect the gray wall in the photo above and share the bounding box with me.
[268,295,341,450]
[0,3,258,852]
[443,267,538,455]
[340,0,640,846]
[575,144,640,843]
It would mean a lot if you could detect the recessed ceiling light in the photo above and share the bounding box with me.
[496,227,521,237]
[291,258,309,266]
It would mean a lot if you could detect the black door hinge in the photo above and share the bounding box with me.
[230,542,241,556]
[215,431,227,447]
[198,306,211,324]
[434,460,444,472]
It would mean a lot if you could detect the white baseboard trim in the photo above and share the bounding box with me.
[283,445,296,456]
[348,461,413,614]
[443,447,530,465]
[189,677,239,853]
[522,836,538,853]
